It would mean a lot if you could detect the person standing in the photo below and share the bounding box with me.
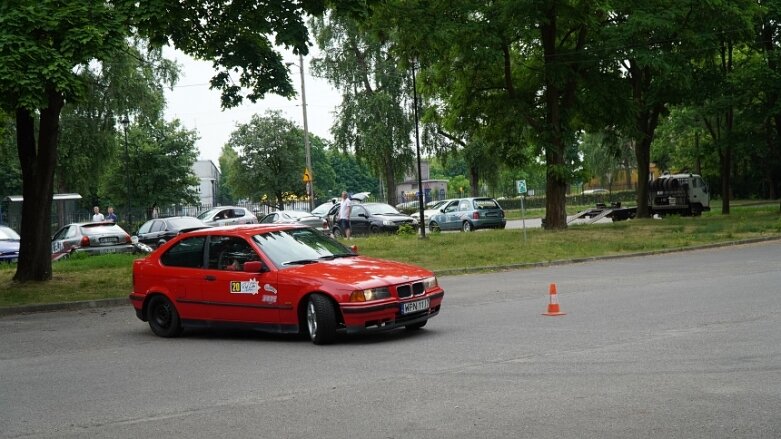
[91,206,105,222]
[338,191,352,239]
[105,206,118,222]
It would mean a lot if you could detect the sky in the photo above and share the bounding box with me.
[163,47,342,167]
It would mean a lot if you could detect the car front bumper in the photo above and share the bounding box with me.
[339,291,444,333]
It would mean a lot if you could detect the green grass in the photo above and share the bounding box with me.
[2,202,779,308]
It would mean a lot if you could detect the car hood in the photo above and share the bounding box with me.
[280,255,432,289]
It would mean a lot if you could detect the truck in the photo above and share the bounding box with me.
[569,172,710,224]
[648,172,710,216]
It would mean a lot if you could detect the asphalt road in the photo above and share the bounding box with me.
[1,241,779,438]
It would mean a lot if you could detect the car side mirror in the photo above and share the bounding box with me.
[243,261,268,273]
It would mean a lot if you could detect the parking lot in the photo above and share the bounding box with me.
[1,241,779,438]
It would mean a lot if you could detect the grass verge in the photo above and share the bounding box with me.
[1,203,779,308]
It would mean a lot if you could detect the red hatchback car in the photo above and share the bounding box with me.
[129,224,444,344]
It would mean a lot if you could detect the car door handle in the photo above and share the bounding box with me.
[204,275,216,281]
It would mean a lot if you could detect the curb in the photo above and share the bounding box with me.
[2,236,780,317]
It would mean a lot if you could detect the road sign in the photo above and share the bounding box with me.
[303,168,311,183]
[516,179,527,194]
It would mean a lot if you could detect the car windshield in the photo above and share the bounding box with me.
[365,204,401,215]
[252,228,354,268]
[311,203,334,216]
[428,200,447,210]
[196,208,221,220]
[0,227,20,240]
[168,217,206,229]
[283,211,314,219]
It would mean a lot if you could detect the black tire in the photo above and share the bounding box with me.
[332,227,343,239]
[429,222,440,233]
[462,221,474,232]
[405,320,427,330]
[147,295,182,338]
[305,294,337,345]
[370,225,380,234]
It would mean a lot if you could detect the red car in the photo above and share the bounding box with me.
[129,224,444,344]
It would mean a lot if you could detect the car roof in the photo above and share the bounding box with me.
[175,223,307,238]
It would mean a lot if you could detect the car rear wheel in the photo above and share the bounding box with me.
[462,221,474,232]
[429,221,440,232]
[147,295,182,338]
[306,294,337,345]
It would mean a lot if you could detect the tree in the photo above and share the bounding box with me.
[310,12,414,206]
[101,119,200,222]
[227,111,308,207]
[0,0,323,281]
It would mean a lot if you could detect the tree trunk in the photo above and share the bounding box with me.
[384,158,397,206]
[469,166,479,197]
[14,90,65,282]
[541,10,568,230]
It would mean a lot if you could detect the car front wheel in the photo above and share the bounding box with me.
[306,294,337,345]
[332,227,343,239]
[147,295,182,338]
[429,221,440,232]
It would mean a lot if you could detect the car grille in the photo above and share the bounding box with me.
[396,281,425,298]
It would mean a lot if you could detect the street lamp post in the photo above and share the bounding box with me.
[298,53,314,212]
[120,117,130,225]
[411,62,426,239]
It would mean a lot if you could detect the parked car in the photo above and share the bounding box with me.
[129,224,445,344]
[312,192,371,219]
[428,197,506,232]
[583,188,609,195]
[259,210,329,234]
[51,222,135,261]
[410,199,452,226]
[0,225,20,263]
[330,202,417,237]
[196,206,258,227]
[134,216,211,249]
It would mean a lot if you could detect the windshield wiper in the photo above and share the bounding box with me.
[283,259,319,265]
[319,253,354,260]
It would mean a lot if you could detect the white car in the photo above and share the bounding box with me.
[410,199,451,225]
[196,206,258,227]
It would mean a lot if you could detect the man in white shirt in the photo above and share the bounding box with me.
[92,206,105,222]
[338,191,352,239]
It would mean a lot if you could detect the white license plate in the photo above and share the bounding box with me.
[401,298,429,315]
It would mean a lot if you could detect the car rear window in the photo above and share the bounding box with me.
[81,224,126,235]
[474,199,500,209]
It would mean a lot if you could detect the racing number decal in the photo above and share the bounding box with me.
[230,281,242,293]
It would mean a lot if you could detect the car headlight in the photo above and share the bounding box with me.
[382,220,394,226]
[422,276,438,290]
[349,287,391,302]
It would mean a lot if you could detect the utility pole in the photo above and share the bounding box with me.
[299,53,314,212]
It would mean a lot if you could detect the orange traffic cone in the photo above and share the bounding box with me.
[542,283,566,316]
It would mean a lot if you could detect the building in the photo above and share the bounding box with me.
[192,160,220,208]
[395,160,448,204]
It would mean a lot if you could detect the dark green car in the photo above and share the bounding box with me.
[428,197,506,232]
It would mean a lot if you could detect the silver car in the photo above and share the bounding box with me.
[259,210,328,233]
[428,197,506,232]
[196,206,258,227]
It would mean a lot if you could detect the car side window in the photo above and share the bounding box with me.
[459,200,471,211]
[444,201,459,213]
[350,206,364,219]
[65,226,79,239]
[52,227,67,241]
[137,221,153,234]
[207,236,259,271]
[160,237,206,268]
[150,220,165,232]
